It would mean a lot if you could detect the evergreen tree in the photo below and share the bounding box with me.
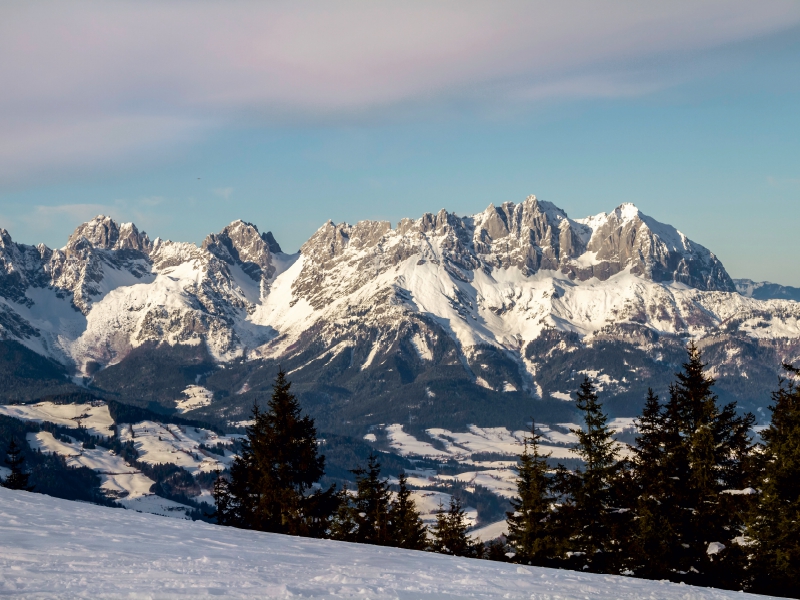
[558,377,621,572]
[506,422,555,565]
[431,496,473,556]
[388,472,427,550]
[350,453,392,545]
[2,438,33,491]
[628,389,676,579]
[210,471,233,525]
[663,343,755,586]
[747,363,800,596]
[329,483,358,542]
[224,369,337,536]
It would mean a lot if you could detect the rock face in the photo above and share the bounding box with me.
[0,198,797,429]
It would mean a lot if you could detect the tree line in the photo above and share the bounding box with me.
[505,343,799,595]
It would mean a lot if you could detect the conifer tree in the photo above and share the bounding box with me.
[2,438,33,491]
[388,472,427,550]
[210,471,233,525]
[662,343,755,585]
[747,363,800,596]
[558,376,620,572]
[349,453,392,545]
[329,483,358,542]
[506,421,555,565]
[625,388,682,578]
[431,496,473,556]
[223,369,337,536]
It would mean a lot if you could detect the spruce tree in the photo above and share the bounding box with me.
[329,483,358,542]
[506,422,555,565]
[2,438,33,491]
[629,389,676,579]
[388,472,427,550]
[664,343,755,586]
[350,453,392,545]
[224,369,337,536]
[559,376,620,572]
[210,471,233,525]
[431,496,473,556]
[747,363,800,596]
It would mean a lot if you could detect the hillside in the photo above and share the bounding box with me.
[0,487,783,599]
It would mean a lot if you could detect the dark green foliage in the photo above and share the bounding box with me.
[628,389,676,579]
[506,423,556,565]
[661,343,755,585]
[345,453,393,545]
[329,483,359,542]
[388,472,427,550]
[91,341,216,409]
[316,433,416,487]
[431,496,474,556]
[747,363,800,596]
[0,340,80,402]
[2,437,32,490]
[556,377,622,572]
[220,369,337,536]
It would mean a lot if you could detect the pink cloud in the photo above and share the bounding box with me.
[1,0,799,183]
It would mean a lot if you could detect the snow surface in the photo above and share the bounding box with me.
[119,421,234,474]
[0,487,778,599]
[0,402,114,437]
[175,385,214,413]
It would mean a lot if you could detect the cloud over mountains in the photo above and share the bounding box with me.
[2,0,799,183]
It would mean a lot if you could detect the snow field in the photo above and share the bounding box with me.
[175,385,214,413]
[25,431,174,508]
[0,488,777,599]
[0,402,115,437]
[387,423,581,462]
[119,421,235,474]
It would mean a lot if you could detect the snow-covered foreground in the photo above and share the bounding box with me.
[0,488,781,600]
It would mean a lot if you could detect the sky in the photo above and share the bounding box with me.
[1,1,799,285]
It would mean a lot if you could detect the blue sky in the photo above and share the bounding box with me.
[1,1,799,284]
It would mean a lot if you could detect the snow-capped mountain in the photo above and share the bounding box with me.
[1,196,798,431]
[734,278,800,302]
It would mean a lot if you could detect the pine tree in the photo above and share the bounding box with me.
[558,376,620,572]
[388,472,427,550]
[506,421,555,565]
[224,369,337,536]
[211,471,233,525]
[350,453,392,545]
[2,438,33,491]
[747,363,800,596]
[664,342,755,585]
[629,389,676,579]
[431,496,473,556]
[329,483,358,542]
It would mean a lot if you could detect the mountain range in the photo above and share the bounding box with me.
[1,195,798,434]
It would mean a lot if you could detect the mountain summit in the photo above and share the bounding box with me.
[0,197,797,431]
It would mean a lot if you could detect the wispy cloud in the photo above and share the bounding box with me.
[767,176,800,189]
[1,0,799,185]
[213,188,235,202]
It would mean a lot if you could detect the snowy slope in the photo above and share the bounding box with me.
[0,487,781,600]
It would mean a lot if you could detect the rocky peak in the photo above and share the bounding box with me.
[201,220,281,282]
[65,215,151,257]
